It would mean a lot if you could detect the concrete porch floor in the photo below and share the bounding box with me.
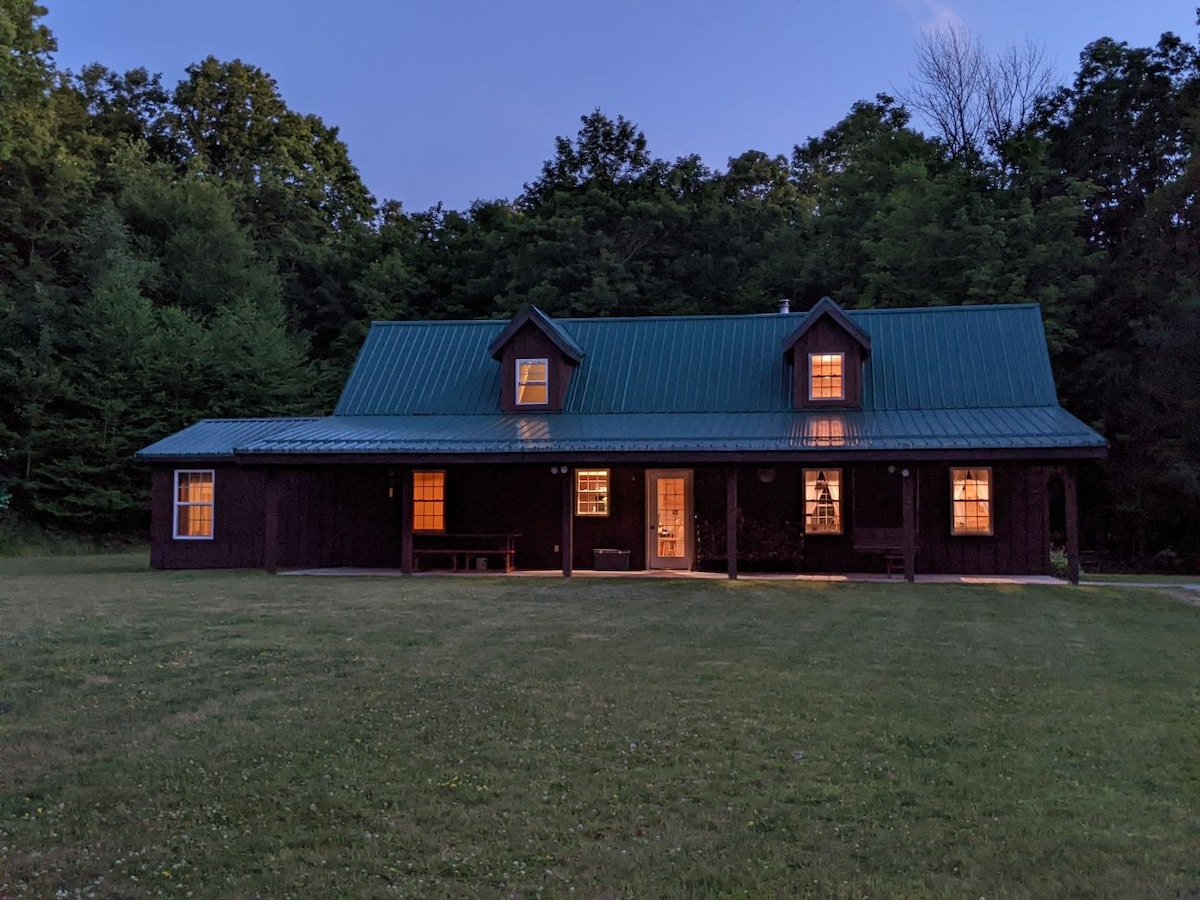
[280,567,1066,585]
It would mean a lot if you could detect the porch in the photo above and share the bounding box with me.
[249,460,1081,582]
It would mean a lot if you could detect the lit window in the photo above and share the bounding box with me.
[174,470,214,539]
[804,469,842,534]
[951,468,992,535]
[516,358,549,405]
[413,471,445,532]
[576,469,610,516]
[809,353,844,400]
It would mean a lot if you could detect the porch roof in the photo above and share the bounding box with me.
[136,406,1105,460]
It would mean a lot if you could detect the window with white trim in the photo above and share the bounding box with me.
[576,469,610,516]
[809,353,845,400]
[951,467,993,535]
[413,470,446,532]
[803,469,842,534]
[174,470,215,539]
[516,358,549,405]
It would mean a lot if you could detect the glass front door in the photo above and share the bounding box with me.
[647,469,693,569]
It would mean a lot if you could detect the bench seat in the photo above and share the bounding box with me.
[853,527,918,577]
[412,533,519,573]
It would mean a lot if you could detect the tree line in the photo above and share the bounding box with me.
[1,1,1197,567]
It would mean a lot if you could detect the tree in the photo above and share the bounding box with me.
[519,109,652,210]
[902,22,1054,163]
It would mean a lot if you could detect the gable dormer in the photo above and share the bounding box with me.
[782,297,871,410]
[488,306,584,413]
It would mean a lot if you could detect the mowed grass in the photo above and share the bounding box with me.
[1,555,1198,898]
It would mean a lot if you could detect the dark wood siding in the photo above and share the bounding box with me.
[150,465,266,569]
[570,467,646,570]
[150,460,1058,575]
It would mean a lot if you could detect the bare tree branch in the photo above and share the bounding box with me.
[901,23,1056,162]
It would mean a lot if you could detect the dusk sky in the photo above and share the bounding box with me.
[43,1,1197,212]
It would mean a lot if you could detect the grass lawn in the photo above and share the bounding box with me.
[1,555,1198,898]
[1081,573,1199,585]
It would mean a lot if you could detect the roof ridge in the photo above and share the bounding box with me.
[367,303,1043,328]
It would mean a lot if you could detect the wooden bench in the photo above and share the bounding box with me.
[853,527,918,577]
[412,533,519,573]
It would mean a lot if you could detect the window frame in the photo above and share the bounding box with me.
[412,470,447,534]
[808,352,845,401]
[515,357,550,406]
[173,469,215,540]
[803,468,843,535]
[950,467,993,536]
[576,469,610,517]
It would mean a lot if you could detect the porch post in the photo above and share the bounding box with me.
[561,466,573,577]
[902,467,915,583]
[399,467,413,575]
[263,470,280,575]
[1064,466,1080,585]
[726,465,738,580]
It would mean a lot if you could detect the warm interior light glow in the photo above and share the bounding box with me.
[806,415,847,447]
[809,353,844,400]
[576,469,610,516]
[952,467,992,535]
[516,358,549,405]
[413,470,446,532]
[804,469,842,534]
[174,470,214,539]
[656,477,686,558]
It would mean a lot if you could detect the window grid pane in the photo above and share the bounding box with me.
[413,471,445,532]
[576,469,609,516]
[809,353,844,400]
[804,469,842,534]
[174,470,215,539]
[655,477,686,558]
[952,468,992,535]
[516,358,549,405]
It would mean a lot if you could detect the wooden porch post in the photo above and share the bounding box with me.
[561,466,573,577]
[902,468,915,583]
[399,467,413,575]
[263,470,280,575]
[726,465,739,580]
[1064,467,1080,585]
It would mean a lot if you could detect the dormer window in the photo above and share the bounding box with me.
[809,353,844,401]
[490,307,584,414]
[782,298,870,410]
[516,358,549,405]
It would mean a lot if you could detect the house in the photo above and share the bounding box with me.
[136,298,1106,581]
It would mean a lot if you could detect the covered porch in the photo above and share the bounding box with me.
[253,459,1083,583]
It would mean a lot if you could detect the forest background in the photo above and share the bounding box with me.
[1,1,1198,569]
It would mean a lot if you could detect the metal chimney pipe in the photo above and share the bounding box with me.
[778,298,791,314]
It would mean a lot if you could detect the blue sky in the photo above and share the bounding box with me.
[43,0,1197,212]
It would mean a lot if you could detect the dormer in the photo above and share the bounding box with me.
[489,306,584,413]
[782,297,871,410]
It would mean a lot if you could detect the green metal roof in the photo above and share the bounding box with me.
[138,303,1106,461]
[136,418,320,459]
[333,304,1060,416]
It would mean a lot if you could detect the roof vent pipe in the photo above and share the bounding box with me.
[778,298,791,314]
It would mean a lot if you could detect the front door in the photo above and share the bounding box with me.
[647,469,693,569]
